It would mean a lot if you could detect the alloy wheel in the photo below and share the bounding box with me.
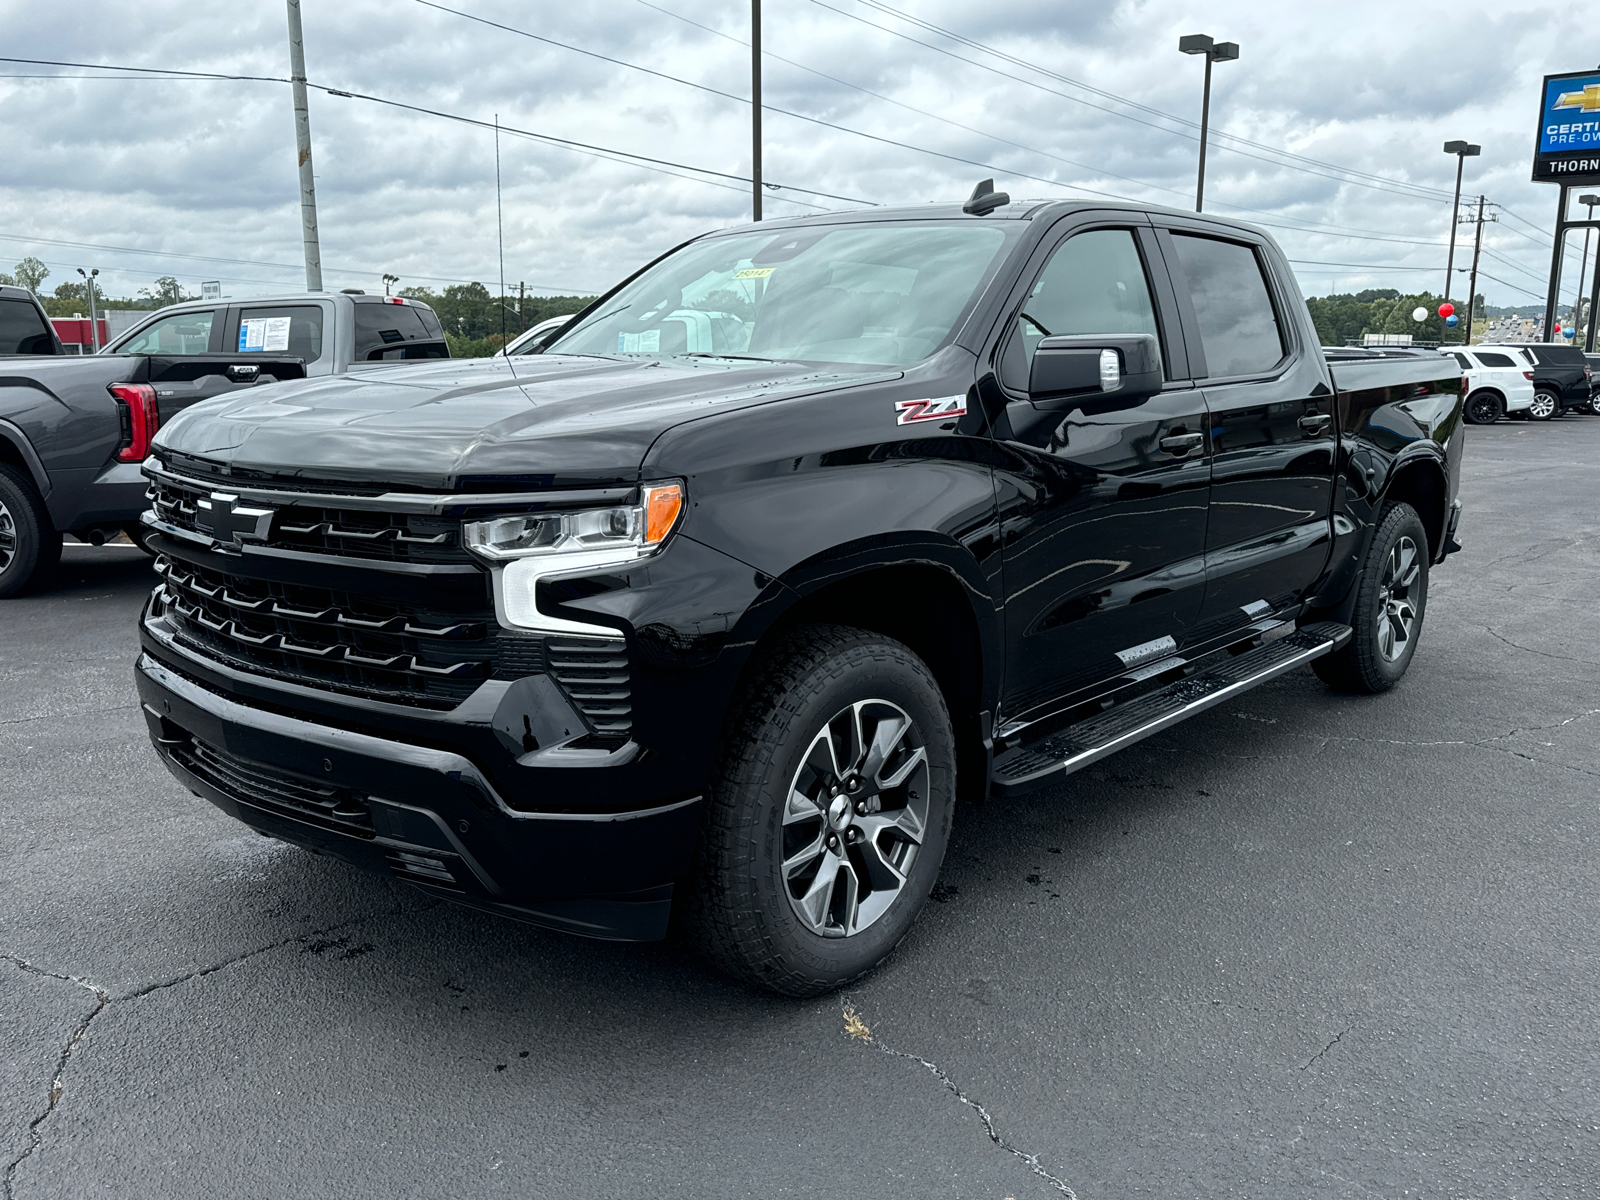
[1375,535,1421,663]
[0,498,15,574]
[1466,393,1499,424]
[781,698,930,938]
[1529,391,1558,419]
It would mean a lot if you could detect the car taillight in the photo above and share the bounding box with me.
[110,382,159,462]
[1524,371,1535,380]
[1462,376,1469,394]
[1586,364,1593,379]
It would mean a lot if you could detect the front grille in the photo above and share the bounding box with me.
[156,556,496,708]
[169,733,375,837]
[147,475,468,565]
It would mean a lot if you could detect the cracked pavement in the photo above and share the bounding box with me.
[4,418,1600,1197]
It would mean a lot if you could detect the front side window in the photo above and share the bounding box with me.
[549,222,1011,367]
[0,298,54,355]
[236,306,324,361]
[117,310,215,355]
[1169,235,1286,378]
[1014,229,1160,375]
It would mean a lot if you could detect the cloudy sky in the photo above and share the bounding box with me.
[0,0,1579,311]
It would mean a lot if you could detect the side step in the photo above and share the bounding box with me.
[989,621,1352,797]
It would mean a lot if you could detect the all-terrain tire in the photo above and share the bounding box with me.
[686,624,955,997]
[1313,501,1430,694]
[0,464,61,598]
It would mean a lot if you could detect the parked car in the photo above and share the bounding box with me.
[0,285,64,356]
[1474,342,1590,420]
[0,292,452,597]
[1584,354,1600,414]
[105,290,449,374]
[498,315,573,356]
[134,192,1465,995]
[1442,347,1535,423]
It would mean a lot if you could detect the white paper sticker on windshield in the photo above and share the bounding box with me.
[618,329,661,353]
[262,317,292,352]
[238,319,265,352]
[733,267,774,279]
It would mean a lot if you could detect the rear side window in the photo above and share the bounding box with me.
[1476,351,1516,368]
[354,300,441,360]
[117,310,215,355]
[0,298,55,355]
[1451,353,1472,369]
[237,305,324,361]
[1170,235,1286,378]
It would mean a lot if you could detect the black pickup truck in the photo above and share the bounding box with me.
[133,190,1465,995]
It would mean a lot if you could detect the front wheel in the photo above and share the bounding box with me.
[687,625,955,996]
[1463,391,1502,425]
[1528,388,1559,421]
[1314,501,1430,694]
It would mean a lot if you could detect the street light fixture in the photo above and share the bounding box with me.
[382,273,400,297]
[1573,194,1600,344]
[75,267,100,352]
[1441,140,1480,336]
[1179,33,1240,213]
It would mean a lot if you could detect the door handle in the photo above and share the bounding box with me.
[1158,431,1204,455]
[1298,413,1332,435]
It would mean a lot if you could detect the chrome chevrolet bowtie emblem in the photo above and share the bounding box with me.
[195,492,275,548]
[1556,84,1600,114]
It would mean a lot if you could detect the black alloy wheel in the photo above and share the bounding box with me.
[0,464,61,599]
[1528,388,1560,421]
[688,625,955,996]
[1463,391,1502,425]
[1313,501,1430,694]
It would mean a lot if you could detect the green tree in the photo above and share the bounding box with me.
[12,257,49,294]
[140,275,190,308]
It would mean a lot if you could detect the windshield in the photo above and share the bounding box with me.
[548,222,1010,367]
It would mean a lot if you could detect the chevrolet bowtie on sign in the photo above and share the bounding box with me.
[1535,70,1600,184]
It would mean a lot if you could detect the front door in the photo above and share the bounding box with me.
[1157,228,1337,636]
[990,221,1211,729]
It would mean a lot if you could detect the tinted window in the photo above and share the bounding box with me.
[1014,229,1160,375]
[1476,351,1516,368]
[237,305,324,360]
[0,298,55,355]
[354,300,441,360]
[118,310,215,355]
[1170,235,1285,378]
[1450,353,1472,369]
[551,222,1011,367]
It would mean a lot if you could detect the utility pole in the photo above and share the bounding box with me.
[1463,196,1488,345]
[751,0,762,221]
[286,0,323,291]
[518,281,526,336]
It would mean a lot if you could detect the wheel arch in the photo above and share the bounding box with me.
[1382,454,1448,560]
[0,419,50,497]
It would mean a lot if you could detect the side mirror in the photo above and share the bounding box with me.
[1028,333,1163,408]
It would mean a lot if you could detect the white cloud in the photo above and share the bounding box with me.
[0,0,1569,309]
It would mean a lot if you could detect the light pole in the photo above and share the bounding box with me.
[1572,194,1599,344]
[382,273,399,297]
[286,0,323,291]
[1179,34,1239,213]
[76,267,99,352]
[1441,141,1480,332]
[751,0,762,221]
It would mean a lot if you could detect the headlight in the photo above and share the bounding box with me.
[463,482,684,633]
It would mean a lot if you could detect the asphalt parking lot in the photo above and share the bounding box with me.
[4,416,1599,1199]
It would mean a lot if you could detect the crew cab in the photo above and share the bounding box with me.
[0,292,446,597]
[1444,346,1535,423]
[133,189,1465,995]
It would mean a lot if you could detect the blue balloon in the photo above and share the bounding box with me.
[1444,314,1459,327]
[1563,326,1577,338]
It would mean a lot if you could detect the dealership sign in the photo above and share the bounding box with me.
[1534,70,1600,184]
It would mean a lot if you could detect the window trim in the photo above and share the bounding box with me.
[1155,226,1297,385]
[992,217,1184,397]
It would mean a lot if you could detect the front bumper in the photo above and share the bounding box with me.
[135,653,702,940]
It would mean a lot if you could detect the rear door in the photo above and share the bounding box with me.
[1155,223,1338,637]
[989,215,1211,724]
[221,301,334,375]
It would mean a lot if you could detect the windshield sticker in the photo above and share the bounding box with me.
[262,317,291,352]
[618,329,661,353]
[732,267,774,279]
[894,394,968,425]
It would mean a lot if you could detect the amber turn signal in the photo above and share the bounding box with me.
[643,482,684,546]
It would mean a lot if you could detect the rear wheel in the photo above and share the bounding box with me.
[688,625,955,996]
[1463,391,1502,424]
[0,464,61,598]
[1528,388,1559,421]
[1588,392,1600,416]
[1313,501,1429,694]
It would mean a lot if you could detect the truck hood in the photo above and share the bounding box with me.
[152,354,896,491]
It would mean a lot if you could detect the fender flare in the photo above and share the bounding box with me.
[0,418,50,497]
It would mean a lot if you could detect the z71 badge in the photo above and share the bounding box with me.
[894,395,968,425]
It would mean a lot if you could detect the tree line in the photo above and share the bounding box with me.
[397,283,594,357]
[1305,289,1491,347]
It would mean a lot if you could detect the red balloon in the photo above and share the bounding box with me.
[1438,302,1455,318]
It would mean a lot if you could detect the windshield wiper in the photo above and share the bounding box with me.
[677,351,776,362]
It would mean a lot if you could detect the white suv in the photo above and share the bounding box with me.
[1443,347,1535,424]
